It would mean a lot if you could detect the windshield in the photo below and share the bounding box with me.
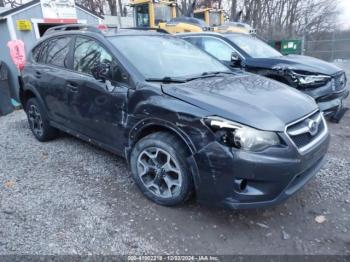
[209,12,221,26]
[227,35,282,58]
[110,35,229,79]
[154,4,172,25]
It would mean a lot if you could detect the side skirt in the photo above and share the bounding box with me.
[50,120,125,158]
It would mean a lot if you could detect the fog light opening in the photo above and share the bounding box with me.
[234,178,247,192]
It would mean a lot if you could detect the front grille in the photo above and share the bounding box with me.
[286,111,327,153]
[333,72,346,92]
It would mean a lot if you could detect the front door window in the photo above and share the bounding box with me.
[201,37,235,62]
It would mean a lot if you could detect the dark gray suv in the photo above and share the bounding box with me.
[20,25,329,209]
[180,32,349,122]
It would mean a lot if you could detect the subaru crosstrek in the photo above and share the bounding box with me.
[20,25,330,209]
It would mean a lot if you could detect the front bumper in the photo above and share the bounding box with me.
[303,81,349,118]
[191,131,330,209]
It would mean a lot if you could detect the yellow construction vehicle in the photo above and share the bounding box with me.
[193,8,224,27]
[130,0,211,33]
[216,21,256,34]
[193,7,255,34]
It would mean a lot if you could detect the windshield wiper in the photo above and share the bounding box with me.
[186,71,234,81]
[145,77,187,83]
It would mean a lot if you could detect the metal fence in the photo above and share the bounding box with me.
[304,36,350,62]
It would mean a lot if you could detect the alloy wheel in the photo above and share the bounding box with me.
[28,104,44,137]
[137,147,183,199]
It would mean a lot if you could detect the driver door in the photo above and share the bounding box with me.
[66,36,129,152]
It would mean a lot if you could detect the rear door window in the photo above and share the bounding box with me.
[73,37,112,76]
[45,36,72,68]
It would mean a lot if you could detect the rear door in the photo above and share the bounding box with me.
[33,36,74,125]
[65,36,130,151]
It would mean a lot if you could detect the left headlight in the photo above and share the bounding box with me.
[203,116,280,151]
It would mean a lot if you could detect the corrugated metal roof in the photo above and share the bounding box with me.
[0,0,103,19]
[0,0,40,16]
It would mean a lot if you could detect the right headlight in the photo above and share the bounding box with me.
[289,71,331,87]
[203,116,281,152]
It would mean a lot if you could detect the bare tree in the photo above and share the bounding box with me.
[107,0,117,16]
[4,0,21,8]
[230,0,237,21]
[76,0,105,15]
[118,0,124,16]
[229,0,340,39]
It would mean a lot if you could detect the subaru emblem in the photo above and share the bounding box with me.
[308,119,318,136]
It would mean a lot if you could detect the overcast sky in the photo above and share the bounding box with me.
[339,0,350,29]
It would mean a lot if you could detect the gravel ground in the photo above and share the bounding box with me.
[0,83,349,255]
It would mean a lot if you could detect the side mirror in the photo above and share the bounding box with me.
[231,51,241,64]
[91,61,111,81]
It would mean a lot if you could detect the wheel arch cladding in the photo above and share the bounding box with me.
[20,89,36,109]
[128,120,202,197]
[20,86,46,111]
[129,120,196,156]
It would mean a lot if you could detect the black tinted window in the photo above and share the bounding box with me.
[45,37,71,67]
[73,37,112,75]
[184,37,203,48]
[32,44,42,62]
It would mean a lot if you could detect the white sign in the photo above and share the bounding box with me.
[41,0,77,19]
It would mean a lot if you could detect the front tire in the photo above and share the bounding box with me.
[130,132,193,206]
[26,98,58,142]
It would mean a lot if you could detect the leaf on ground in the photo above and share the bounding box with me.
[315,215,326,224]
[4,180,14,188]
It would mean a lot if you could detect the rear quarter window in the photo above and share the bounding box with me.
[32,44,42,63]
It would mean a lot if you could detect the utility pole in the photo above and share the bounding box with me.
[301,17,308,56]
[331,29,336,62]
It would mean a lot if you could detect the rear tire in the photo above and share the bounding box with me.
[26,98,58,142]
[130,132,193,206]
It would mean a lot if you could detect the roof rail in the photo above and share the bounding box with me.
[44,24,102,36]
[122,27,169,34]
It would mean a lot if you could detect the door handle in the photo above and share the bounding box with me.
[35,71,41,78]
[67,83,78,92]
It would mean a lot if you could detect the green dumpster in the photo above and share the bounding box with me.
[269,39,302,55]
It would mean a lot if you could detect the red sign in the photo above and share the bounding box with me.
[43,18,78,23]
[7,40,26,71]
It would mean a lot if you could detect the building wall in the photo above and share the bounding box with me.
[0,19,19,99]
[76,7,100,24]
[11,3,42,52]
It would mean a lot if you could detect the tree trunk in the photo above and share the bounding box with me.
[230,0,237,21]
[108,0,117,16]
[118,0,123,17]
[0,0,4,7]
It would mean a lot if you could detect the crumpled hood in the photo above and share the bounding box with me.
[245,55,342,76]
[162,74,317,132]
